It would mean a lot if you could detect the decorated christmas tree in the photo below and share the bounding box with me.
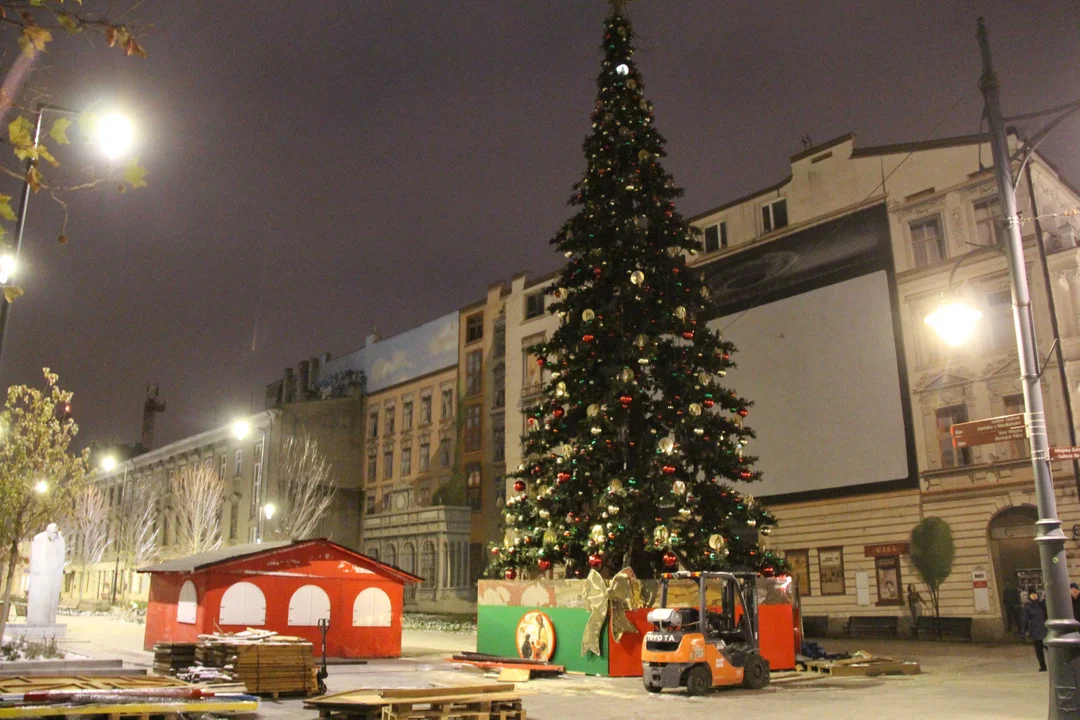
[490,2,782,581]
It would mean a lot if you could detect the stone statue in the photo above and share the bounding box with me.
[26,523,65,626]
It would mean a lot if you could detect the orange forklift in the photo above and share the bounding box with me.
[641,571,770,695]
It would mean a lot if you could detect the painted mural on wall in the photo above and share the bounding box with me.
[319,312,459,394]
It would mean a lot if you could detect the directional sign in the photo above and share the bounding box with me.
[1050,446,1080,461]
[951,413,1026,448]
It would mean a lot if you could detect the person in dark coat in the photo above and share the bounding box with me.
[1021,590,1048,672]
[1003,581,1021,633]
[1071,583,1080,621]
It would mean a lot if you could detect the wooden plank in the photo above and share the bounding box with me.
[0,697,258,718]
[498,669,531,683]
[379,685,513,700]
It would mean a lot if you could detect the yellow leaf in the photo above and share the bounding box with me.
[8,116,32,148]
[123,158,147,188]
[77,110,97,141]
[18,26,52,56]
[56,13,80,34]
[104,25,116,47]
[49,117,71,145]
[36,143,58,168]
[124,37,147,58]
[3,286,24,303]
[0,195,16,222]
[27,167,42,193]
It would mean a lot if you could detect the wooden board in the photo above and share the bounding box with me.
[308,690,523,709]
[0,696,259,718]
[0,675,191,694]
[450,660,563,675]
[802,659,921,677]
[498,669,531,683]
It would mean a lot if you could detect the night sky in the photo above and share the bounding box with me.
[3,1,1078,449]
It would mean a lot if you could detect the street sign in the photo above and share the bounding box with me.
[1050,446,1080,461]
[951,413,1026,448]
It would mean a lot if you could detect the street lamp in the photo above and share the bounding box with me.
[263,503,276,521]
[0,103,137,383]
[100,455,118,472]
[924,301,983,347]
[33,479,47,494]
[232,419,251,441]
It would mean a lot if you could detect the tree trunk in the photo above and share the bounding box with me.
[0,537,22,641]
[933,586,942,639]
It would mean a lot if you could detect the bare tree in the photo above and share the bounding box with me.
[118,481,160,599]
[171,464,224,556]
[274,433,337,541]
[67,485,110,602]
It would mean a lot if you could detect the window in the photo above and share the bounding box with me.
[219,581,266,626]
[383,450,393,480]
[785,549,811,597]
[525,292,545,319]
[761,198,788,233]
[910,216,946,268]
[421,542,436,589]
[382,493,391,510]
[418,479,432,506]
[466,313,484,343]
[420,394,433,425]
[177,581,197,624]
[465,405,482,452]
[353,587,391,627]
[287,585,331,626]
[401,543,416,576]
[368,410,379,438]
[985,289,1013,352]
[1004,394,1028,459]
[439,438,451,468]
[419,441,430,472]
[442,388,455,418]
[229,501,239,540]
[367,452,377,483]
[401,444,412,476]
[162,513,170,547]
[703,222,728,253]
[248,525,257,543]
[874,555,902,606]
[466,463,482,510]
[219,455,227,482]
[492,365,505,409]
[974,197,1004,246]
[818,547,845,595]
[402,401,413,431]
[250,448,263,519]
[466,351,482,397]
[493,426,505,461]
[366,493,376,515]
[234,449,243,477]
[493,475,506,507]
[523,345,544,395]
[385,406,395,435]
[936,404,972,468]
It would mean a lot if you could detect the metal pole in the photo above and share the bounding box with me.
[110,463,129,605]
[978,18,1080,718]
[0,106,45,383]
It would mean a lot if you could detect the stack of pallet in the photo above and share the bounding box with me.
[305,684,525,720]
[196,632,317,697]
[152,642,198,676]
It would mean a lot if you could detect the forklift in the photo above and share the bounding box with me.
[641,571,770,695]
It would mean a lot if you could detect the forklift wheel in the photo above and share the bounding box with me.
[643,678,663,694]
[685,666,712,696]
[742,654,771,690]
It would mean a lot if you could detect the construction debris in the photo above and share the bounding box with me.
[306,683,525,720]
[798,651,921,677]
[152,641,197,675]
[450,651,564,678]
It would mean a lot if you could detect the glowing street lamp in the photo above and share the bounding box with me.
[95,113,135,161]
[232,419,251,440]
[263,503,276,521]
[0,253,14,285]
[100,455,118,472]
[925,301,983,347]
[34,479,48,494]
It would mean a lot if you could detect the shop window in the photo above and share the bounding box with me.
[785,549,811,597]
[818,547,845,596]
[874,555,903,606]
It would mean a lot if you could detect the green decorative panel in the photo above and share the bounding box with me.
[477,605,609,675]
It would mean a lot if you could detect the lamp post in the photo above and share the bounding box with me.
[972,20,1080,716]
[0,104,135,383]
[103,456,130,606]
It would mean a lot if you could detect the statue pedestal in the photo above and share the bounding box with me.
[5,622,67,639]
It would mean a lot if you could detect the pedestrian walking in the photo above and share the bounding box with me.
[1003,581,1021,633]
[907,584,925,635]
[1020,590,1048,672]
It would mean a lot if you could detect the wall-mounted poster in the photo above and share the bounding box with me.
[785,549,811,597]
[818,547,846,595]
[516,610,556,661]
[874,555,902,605]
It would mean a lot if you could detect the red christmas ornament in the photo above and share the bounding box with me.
[703,399,715,408]
[553,407,565,418]
[662,465,676,475]
[557,472,572,484]
[491,547,501,556]
[513,480,526,493]
[682,331,694,340]
[538,559,552,572]
[582,334,595,343]
[619,395,633,407]
[505,568,517,580]
[588,554,603,568]
[738,409,749,417]
[740,471,753,479]
[536,357,546,366]
[662,551,678,567]
[593,266,602,277]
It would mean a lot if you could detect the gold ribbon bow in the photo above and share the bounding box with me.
[581,568,643,657]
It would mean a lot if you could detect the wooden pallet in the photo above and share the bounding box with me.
[802,658,921,677]
[308,685,524,720]
[0,675,192,695]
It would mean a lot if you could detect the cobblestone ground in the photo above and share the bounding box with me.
[59,615,1046,719]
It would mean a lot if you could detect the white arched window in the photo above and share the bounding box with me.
[177,580,197,624]
[352,587,392,627]
[288,584,331,627]
[219,581,266,626]
[384,544,397,568]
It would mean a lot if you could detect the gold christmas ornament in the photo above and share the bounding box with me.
[708,534,726,551]
[678,508,692,518]
[634,333,648,348]
[630,270,645,285]
[658,436,675,454]
[620,368,635,383]
[688,403,703,416]
[590,524,606,544]
[693,427,704,436]
[587,403,601,418]
[653,525,670,544]
[607,505,620,515]
[698,371,711,385]
[543,528,557,544]
[672,479,686,495]
[555,381,567,397]
[674,306,687,320]
[746,519,757,528]
[539,509,551,520]
[582,308,596,322]
[608,478,624,493]
[591,426,602,436]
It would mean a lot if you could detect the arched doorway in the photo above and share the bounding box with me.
[989,506,1041,613]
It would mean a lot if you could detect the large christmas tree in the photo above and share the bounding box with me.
[491,3,782,581]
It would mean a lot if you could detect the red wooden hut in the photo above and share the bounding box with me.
[141,539,421,658]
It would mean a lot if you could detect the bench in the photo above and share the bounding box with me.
[844,615,898,639]
[802,615,829,638]
[914,616,973,641]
